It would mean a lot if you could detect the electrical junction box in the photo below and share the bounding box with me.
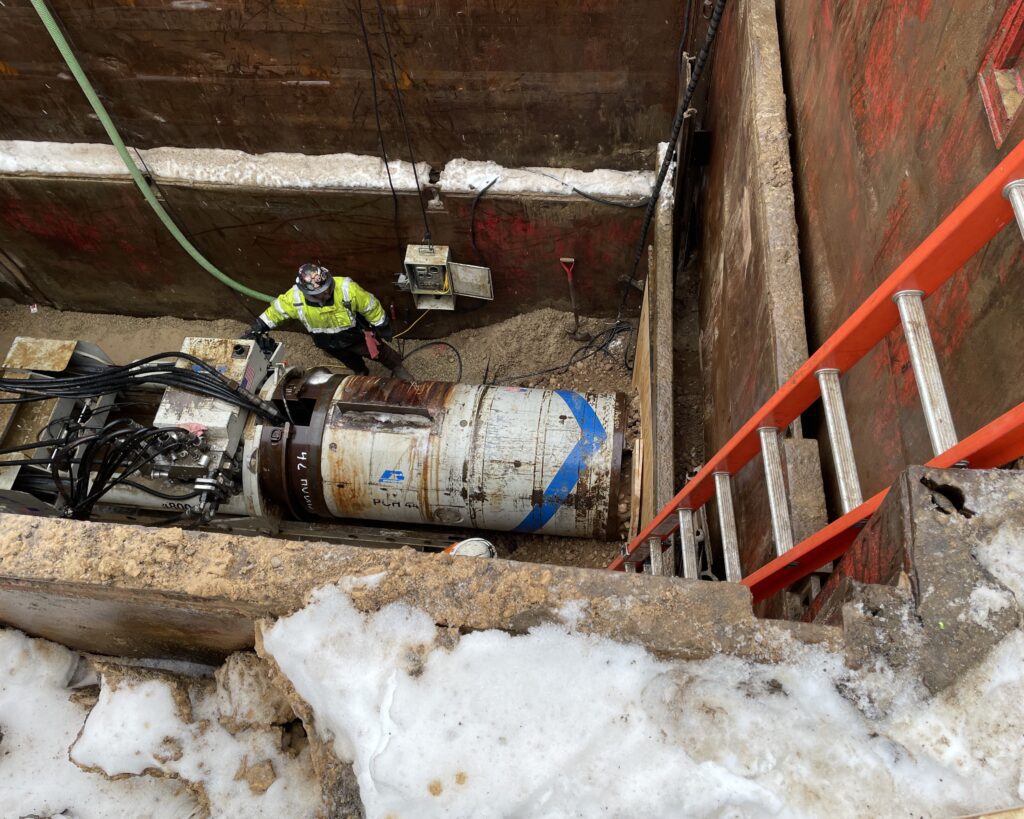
[402,244,494,311]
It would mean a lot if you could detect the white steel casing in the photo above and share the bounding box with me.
[319,379,623,539]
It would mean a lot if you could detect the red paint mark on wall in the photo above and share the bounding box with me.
[850,7,906,157]
[929,269,975,360]
[0,203,101,254]
[822,1,833,35]
[849,2,933,158]
[936,102,980,188]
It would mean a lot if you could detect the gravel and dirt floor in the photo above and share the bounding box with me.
[0,301,647,568]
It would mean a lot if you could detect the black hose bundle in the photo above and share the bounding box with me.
[0,351,283,423]
[0,409,201,520]
[50,417,198,519]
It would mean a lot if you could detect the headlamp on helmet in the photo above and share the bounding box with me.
[297,263,334,298]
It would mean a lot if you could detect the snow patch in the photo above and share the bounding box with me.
[974,523,1024,606]
[960,585,1016,628]
[71,669,321,817]
[438,157,655,198]
[73,679,185,776]
[263,584,1024,818]
[0,140,662,200]
[0,140,429,191]
[337,570,388,591]
[0,629,197,818]
[557,598,589,628]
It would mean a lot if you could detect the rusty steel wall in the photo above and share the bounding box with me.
[777,1,1024,504]
[0,1,680,321]
[0,0,683,171]
[0,176,647,328]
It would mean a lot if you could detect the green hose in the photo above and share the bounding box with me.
[28,0,273,303]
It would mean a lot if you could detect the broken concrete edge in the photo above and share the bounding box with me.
[66,652,324,817]
[649,146,676,513]
[0,512,838,664]
[253,624,365,817]
[813,466,1024,693]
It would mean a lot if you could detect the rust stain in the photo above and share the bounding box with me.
[337,375,455,414]
[324,427,373,515]
[0,62,19,77]
[417,427,432,522]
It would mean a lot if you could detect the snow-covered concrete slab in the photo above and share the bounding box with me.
[259,582,1024,818]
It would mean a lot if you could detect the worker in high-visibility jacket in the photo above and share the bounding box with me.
[245,263,412,380]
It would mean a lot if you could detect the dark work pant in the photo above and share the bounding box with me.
[312,331,405,375]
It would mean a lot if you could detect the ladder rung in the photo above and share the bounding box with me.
[816,368,863,514]
[893,290,958,456]
[648,536,664,576]
[677,508,699,579]
[664,533,677,577]
[713,472,742,581]
[759,426,794,557]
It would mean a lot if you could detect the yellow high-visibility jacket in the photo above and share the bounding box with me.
[258,277,386,334]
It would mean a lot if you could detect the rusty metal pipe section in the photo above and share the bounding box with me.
[257,374,625,539]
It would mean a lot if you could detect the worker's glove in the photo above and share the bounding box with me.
[241,322,267,340]
[375,320,394,342]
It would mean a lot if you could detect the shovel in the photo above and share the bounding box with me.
[560,257,591,342]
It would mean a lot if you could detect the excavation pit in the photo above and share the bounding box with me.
[0,302,641,569]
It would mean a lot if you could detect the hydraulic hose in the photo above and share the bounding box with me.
[28,0,273,303]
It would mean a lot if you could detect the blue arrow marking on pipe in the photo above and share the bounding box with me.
[514,390,607,533]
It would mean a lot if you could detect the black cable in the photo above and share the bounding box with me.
[374,0,431,244]
[0,437,63,455]
[572,188,650,209]
[354,0,404,263]
[0,457,82,467]
[55,421,198,519]
[470,177,498,262]
[0,351,282,422]
[618,0,728,319]
[402,341,463,382]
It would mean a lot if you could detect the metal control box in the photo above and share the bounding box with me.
[403,244,494,310]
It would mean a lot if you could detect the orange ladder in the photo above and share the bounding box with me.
[610,140,1024,603]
